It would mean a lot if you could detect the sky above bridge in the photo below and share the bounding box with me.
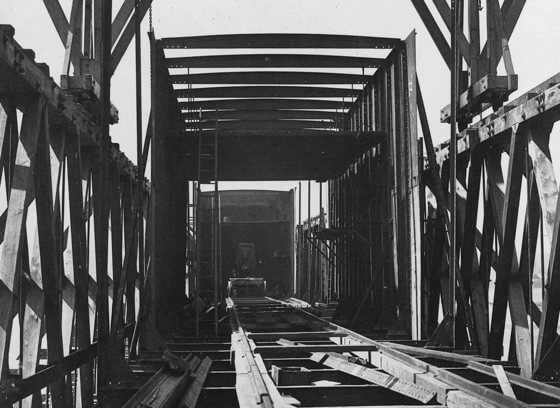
[3,0,560,216]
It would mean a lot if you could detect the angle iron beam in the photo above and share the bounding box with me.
[161,33,402,49]
[179,98,349,111]
[170,71,369,85]
[182,109,346,122]
[185,129,383,139]
[174,86,361,99]
[185,119,338,131]
[165,54,385,69]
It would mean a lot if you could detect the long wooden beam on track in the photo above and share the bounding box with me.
[165,54,385,68]
[179,98,349,111]
[174,86,360,99]
[161,33,402,49]
[170,71,369,85]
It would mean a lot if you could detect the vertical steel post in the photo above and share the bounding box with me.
[449,0,458,348]
[135,0,145,344]
[214,111,219,337]
[307,180,312,302]
[148,30,159,347]
[97,0,112,388]
[298,182,302,296]
[319,182,324,301]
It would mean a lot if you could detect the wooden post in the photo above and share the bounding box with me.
[34,106,71,407]
[95,0,112,389]
[0,97,44,379]
[486,126,532,376]
[67,136,94,407]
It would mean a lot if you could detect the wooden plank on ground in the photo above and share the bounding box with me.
[492,365,516,398]
[179,356,212,408]
[310,352,436,403]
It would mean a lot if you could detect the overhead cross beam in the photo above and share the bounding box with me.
[170,71,369,85]
[160,33,402,49]
[184,119,338,131]
[179,98,350,111]
[182,110,346,121]
[165,54,385,69]
[174,86,361,99]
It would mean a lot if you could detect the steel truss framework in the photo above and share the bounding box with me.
[149,31,420,345]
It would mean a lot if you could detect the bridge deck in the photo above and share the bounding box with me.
[114,297,560,408]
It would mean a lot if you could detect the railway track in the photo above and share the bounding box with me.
[119,297,560,407]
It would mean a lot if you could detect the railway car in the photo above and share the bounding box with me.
[197,189,295,298]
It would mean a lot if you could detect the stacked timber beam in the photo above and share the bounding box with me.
[227,297,560,407]
[0,21,151,407]
[122,352,212,408]
[117,335,236,407]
